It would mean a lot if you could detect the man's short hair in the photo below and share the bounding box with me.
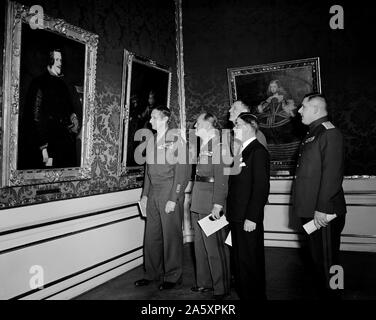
[238,112,259,131]
[153,106,171,119]
[202,112,221,129]
[303,93,327,110]
[304,92,326,102]
[48,48,62,67]
[234,100,250,112]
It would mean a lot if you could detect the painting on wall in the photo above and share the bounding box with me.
[227,57,321,176]
[1,1,98,186]
[118,50,172,176]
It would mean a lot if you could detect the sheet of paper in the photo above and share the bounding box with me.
[225,231,232,246]
[46,158,53,167]
[137,201,146,218]
[303,214,337,234]
[198,214,229,237]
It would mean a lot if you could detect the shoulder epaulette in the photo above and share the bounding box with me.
[322,121,335,130]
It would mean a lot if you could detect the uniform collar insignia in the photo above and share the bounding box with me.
[304,136,315,143]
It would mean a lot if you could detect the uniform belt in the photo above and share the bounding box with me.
[195,175,215,183]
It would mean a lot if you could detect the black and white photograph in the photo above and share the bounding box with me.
[0,0,375,312]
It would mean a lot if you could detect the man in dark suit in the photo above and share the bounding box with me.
[226,112,270,300]
[293,93,346,298]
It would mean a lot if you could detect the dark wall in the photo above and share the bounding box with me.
[183,0,376,175]
[0,0,179,207]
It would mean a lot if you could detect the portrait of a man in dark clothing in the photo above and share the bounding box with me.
[17,25,85,171]
[24,49,79,168]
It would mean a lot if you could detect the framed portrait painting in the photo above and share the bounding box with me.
[1,1,98,186]
[227,57,321,176]
[118,50,172,176]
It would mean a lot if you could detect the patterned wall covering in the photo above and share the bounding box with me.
[0,0,179,208]
[182,0,376,176]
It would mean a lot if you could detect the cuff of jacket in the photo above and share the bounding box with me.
[213,197,226,208]
[39,143,48,150]
[315,203,334,215]
[169,183,183,203]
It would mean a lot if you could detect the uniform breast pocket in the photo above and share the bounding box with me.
[299,149,321,177]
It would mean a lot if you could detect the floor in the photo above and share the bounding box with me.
[75,244,376,300]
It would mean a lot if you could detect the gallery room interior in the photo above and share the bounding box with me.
[0,0,375,300]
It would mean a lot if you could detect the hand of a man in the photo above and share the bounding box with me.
[140,196,147,217]
[314,211,328,229]
[210,204,223,220]
[243,219,256,232]
[165,200,176,214]
[69,113,80,133]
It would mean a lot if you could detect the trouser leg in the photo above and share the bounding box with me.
[159,193,184,283]
[304,214,346,297]
[231,221,266,300]
[143,191,164,281]
[202,221,231,295]
[192,212,212,288]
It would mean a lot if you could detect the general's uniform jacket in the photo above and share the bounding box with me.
[190,136,229,215]
[142,131,191,202]
[292,117,347,218]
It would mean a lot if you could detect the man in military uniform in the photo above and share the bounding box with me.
[293,93,347,299]
[190,112,231,300]
[135,106,191,290]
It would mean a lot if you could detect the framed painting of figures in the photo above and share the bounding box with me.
[227,57,321,176]
[118,50,172,176]
[1,1,98,186]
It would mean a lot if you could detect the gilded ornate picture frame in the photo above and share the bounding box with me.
[118,50,172,176]
[1,1,98,186]
[227,57,321,176]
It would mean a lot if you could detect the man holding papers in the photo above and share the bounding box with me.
[227,112,270,300]
[292,93,347,299]
[190,112,231,300]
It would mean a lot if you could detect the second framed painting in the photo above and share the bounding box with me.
[227,57,321,176]
[118,50,172,176]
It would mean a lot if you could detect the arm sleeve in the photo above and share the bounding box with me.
[142,164,151,198]
[141,135,155,198]
[168,140,192,202]
[213,162,229,207]
[246,148,270,222]
[315,129,345,213]
[30,85,48,149]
